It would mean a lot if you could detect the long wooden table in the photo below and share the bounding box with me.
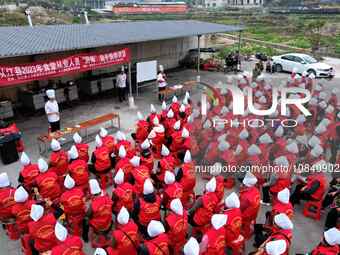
[37,112,120,155]
[159,80,197,101]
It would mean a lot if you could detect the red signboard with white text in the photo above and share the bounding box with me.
[0,48,131,87]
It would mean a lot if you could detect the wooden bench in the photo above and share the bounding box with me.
[37,112,120,155]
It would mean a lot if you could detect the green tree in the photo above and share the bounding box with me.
[305,20,326,53]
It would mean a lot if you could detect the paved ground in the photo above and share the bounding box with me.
[0,58,339,254]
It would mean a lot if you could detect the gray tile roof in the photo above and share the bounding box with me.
[0,20,243,59]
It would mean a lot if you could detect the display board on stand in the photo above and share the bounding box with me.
[136,60,158,96]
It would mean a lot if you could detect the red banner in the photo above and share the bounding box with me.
[0,48,131,87]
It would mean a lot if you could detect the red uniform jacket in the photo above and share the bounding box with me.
[165,211,188,248]
[144,233,170,255]
[51,235,84,255]
[93,146,111,172]
[20,164,39,188]
[89,194,113,232]
[0,187,16,221]
[36,171,61,200]
[158,155,176,182]
[272,201,294,219]
[138,195,161,226]
[112,182,136,213]
[131,165,150,195]
[12,199,35,233]
[240,186,260,221]
[60,188,85,218]
[68,159,89,186]
[141,154,154,172]
[49,150,68,177]
[75,143,89,163]
[102,135,115,153]
[224,208,242,244]
[163,182,183,209]
[136,120,149,143]
[202,227,226,255]
[169,130,183,152]
[112,220,139,255]
[28,213,57,252]
[311,243,339,255]
[193,192,219,227]
[216,176,225,202]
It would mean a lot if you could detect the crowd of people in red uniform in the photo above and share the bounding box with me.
[0,70,339,255]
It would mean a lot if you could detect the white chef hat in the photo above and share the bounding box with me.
[153,116,160,126]
[259,133,273,144]
[218,140,230,152]
[148,130,156,139]
[184,150,192,163]
[205,177,216,193]
[243,171,257,187]
[203,119,212,129]
[114,169,124,185]
[324,227,340,246]
[265,240,287,255]
[150,104,156,113]
[55,222,68,242]
[310,144,324,158]
[286,142,299,154]
[210,162,222,176]
[173,120,181,131]
[172,96,178,103]
[116,131,126,141]
[296,115,306,124]
[161,144,170,156]
[170,198,183,216]
[277,188,290,204]
[64,174,75,190]
[225,192,240,209]
[94,248,107,255]
[95,135,103,147]
[141,139,151,150]
[235,144,243,155]
[183,237,199,255]
[0,172,9,188]
[180,104,186,113]
[30,204,44,222]
[248,144,261,156]
[99,127,108,138]
[275,126,284,137]
[117,206,130,225]
[239,129,249,140]
[143,178,154,195]
[182,128,190,138]
[51,139,61,151]
[154,125,164,133]
[315,123,327,134]
[326,105,334,113]
[308,135,321,148]
[211,214,228,230]
[20,152,30,166]
[38,158,48,173]
[274,156,290,167]
[164,171,175,185]
[159,65,164,72]
[274,213,293,230]
[130,156,140,167]
[73,132,82,144]
[161,101,167,111]
[46,89,55,99]
[14,186,29,203]
[68,145,79,160]
[89,179,101,195]
[137,111,144,121]
[147,220,165,238]
[167,109,174,118]
[118,145,127,158]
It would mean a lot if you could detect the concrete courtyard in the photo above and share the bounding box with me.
[0,57,339,254]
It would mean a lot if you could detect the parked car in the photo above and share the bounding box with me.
[179,48,219,68]
[272,53,334,78]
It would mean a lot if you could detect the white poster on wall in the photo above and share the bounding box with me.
[137,60,157,83]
